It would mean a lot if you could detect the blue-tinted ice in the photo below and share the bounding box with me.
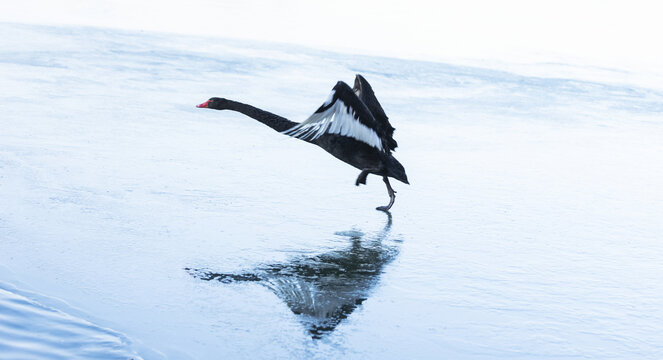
[1,22,663,359]
[188,213,397,339]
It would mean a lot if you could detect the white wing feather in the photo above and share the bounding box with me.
[281,92,383,151]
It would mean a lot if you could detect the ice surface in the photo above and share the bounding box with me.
[188,214,397,339]
[1,22,663,359]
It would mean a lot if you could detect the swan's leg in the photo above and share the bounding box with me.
[355,170,370,186]
[376,176,396,212]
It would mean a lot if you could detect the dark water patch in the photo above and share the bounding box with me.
[187,213,400,339]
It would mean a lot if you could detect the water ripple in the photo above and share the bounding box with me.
[0,287,141,360]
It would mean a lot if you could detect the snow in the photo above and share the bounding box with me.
[1,22,663,359]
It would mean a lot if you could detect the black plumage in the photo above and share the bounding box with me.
[197,74,408,211]
[353,74,398,152]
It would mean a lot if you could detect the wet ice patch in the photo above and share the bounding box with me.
[334,230,364,237]
[188,216,398,339]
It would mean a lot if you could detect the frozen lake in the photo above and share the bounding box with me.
[1,22,663,359]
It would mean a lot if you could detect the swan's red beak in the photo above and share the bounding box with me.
[196,100,210,108]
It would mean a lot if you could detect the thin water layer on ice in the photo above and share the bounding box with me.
[1,22,663,359]
[0,284,142,360]
[187,214,398,339]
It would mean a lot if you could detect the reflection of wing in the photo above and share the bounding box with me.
[187,213,397,339]
[353,74,398,152]
[281,81,385,151]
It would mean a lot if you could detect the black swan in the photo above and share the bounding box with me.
[196,74,408,211]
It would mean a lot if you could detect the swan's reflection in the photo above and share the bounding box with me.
[187,213,400,339]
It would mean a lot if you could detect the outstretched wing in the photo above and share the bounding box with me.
[281,81,385,151]
[353,74,397,151]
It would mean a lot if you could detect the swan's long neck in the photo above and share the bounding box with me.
[225,100,299,133]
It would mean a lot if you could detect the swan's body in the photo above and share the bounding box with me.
[197,74,408,211]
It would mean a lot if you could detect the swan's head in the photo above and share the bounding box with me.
[196,97,229,110]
